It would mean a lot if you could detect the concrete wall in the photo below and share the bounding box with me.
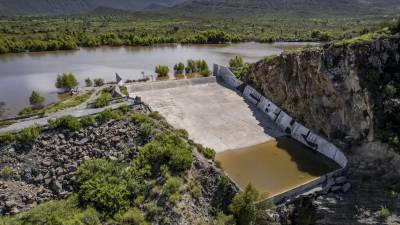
[214,64,348,203]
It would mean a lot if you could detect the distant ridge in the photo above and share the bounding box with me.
[0,0,399,16]
[172,0,400,17]
[0,0,184,16]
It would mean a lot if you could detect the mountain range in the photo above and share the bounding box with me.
[0,0,399,16]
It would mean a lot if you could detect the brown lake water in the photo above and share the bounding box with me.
[0,42,317,117]
[215,137,339,198]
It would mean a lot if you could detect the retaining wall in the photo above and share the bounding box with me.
[214,64,348,203]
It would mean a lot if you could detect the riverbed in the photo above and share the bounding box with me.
[0,42,317,116]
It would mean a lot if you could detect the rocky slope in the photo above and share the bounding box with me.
[0,111,238,224]
[242,36,400,224]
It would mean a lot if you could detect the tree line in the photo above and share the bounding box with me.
[0,30,241,54]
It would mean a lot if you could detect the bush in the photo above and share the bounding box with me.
[56,73,78,91]
[116,208,147,225]
[93,78,105,87]
[93,93,112,108]
[163,177,182,196]
[29,91,45,109]
[76,159,130,215]
[137,132,192,174]
[85,78,93,87]
[49,115,82,131]
[229,184,259,225]
[229,56,244,68]
[17,126,42,143]
[0,197,101,225]
[200,69,211,77]
[80,115,97,127]
[0,166,13,178]
[203,147,216,159]
[18,107,34,116]
[118,104,130,114]
[130,112,151,124]
[155,65,169,77]
[174,62,185,74]
[96,109,121,123]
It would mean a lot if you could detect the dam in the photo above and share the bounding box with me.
[127,67,347,202]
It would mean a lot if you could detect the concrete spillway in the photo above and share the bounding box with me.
[128,74,346,201]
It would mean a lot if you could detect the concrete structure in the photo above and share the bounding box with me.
[128,77,284,153]
[214,64,348,203]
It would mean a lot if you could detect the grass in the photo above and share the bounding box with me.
[17,90,95,117]
[45,90,95,113]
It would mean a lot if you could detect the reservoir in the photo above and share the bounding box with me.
[0,42,316,116]
[215,137,340,198]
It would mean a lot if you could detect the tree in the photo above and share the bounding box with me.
[174,63,185,74]
[55,73,78,92]
[187,59,196,73]
[155,65,169,77]
[29,91,45,109]
[229,184,259,225]
[85,78,93,87]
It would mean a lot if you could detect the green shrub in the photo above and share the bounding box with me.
[18,107,34,116]
[93,78,105,87]
[137,132,192,174]
[49,115,82,131]
[96,109,121,123]
[85,78,93,87]
[229,56,244,68]
[148,112,164,121]
[0,166,13,178]
[163,177,182,196]
[118,104,130,114]
[203,147,216,159]
[200,69,211,77]
[130,112,151,124]
[80,115,97,127]
[76,159,130,215]
[115,208,148,225]
[139,122,154,139]
[29,91,45,109]
[0,132,16,145]
[56,73,79,91]
[17,126,42,143]
[0,197,101,225]
[155,65,169,77]
[93,93,112,108]
[229,184,259,225]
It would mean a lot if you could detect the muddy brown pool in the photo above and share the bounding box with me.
[215,137,339,198]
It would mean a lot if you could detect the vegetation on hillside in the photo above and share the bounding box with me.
[0,14,396,54]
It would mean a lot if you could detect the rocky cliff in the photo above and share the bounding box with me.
[243,36,400,148]
[242,36,400,224]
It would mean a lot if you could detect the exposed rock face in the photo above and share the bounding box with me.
[243,37,399,144]
[242,37,400,224]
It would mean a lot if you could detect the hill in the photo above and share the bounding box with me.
[0,0,184,16]
[172,0,400,17]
